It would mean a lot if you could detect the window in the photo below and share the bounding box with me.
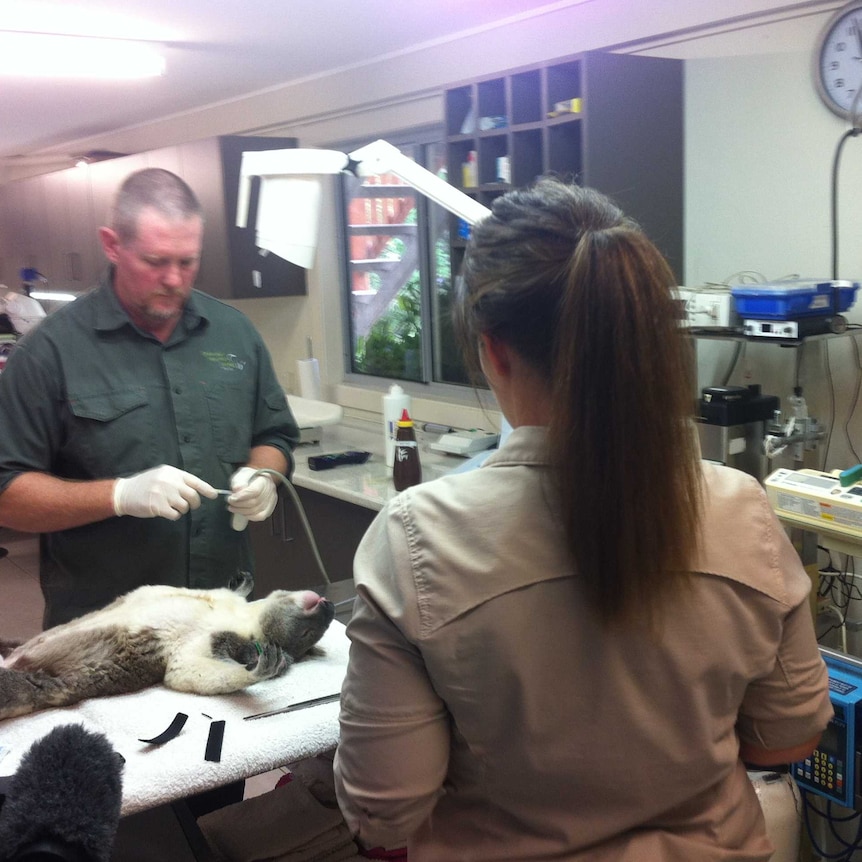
[342,133,470,388]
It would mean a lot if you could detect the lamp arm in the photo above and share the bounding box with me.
[235,140,493,268]
[237,140,491,229]
[348,139,491,226]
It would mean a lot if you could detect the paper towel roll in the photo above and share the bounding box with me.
[297,358,321,401]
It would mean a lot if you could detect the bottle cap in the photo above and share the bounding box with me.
[397,408,413,427]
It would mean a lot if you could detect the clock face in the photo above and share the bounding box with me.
[815,2,862,119]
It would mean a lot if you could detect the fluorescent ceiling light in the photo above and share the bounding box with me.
[30,291,77,302]
[0,32,165,79]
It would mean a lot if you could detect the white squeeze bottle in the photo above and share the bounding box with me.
[383,384,411,468]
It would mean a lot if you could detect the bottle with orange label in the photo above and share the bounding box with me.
[392,408,422,491]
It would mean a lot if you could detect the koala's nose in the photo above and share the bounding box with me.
[299,590,325,611]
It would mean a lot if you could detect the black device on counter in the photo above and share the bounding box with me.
[307,451,372,471]
[698,384,779,426]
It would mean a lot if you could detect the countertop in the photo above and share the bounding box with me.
[290,417,481,511]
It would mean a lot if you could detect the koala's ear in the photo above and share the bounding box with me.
[229,571,254,597]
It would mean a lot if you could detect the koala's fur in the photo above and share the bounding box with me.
[0,575,335,721]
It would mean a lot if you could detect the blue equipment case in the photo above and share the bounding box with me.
[731,279,859,320]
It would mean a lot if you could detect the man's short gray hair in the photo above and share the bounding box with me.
[111,168,203,244]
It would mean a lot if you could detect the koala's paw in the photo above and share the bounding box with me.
[0,639,22,660]
[253,642,291,680]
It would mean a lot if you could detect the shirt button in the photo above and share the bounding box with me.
[183,434,192,443]
[174,387,182,394]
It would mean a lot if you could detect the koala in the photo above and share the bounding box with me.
[0,574,335,721]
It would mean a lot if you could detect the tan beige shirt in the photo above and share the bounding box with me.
[334,426,832,861]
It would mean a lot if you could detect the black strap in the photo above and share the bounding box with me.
[138,712,188,745]
[204,720,225,763]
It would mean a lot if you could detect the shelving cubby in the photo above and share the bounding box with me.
[444,50,683,280]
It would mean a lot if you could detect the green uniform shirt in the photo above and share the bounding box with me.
[0,275,299,627]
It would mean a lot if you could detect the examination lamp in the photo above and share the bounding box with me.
[236,139,492,269]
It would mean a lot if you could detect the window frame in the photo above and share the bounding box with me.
[336,127,479,403]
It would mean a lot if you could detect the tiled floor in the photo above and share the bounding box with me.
[0,529,348,858]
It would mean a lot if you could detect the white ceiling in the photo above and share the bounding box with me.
[0,0,566,166]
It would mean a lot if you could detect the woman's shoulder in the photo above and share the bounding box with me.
[695,461,809,606]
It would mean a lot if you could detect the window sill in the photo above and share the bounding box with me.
[333,379,500,435]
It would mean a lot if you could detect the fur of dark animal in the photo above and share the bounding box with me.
[0,723,124,862]
[0,577,335,721]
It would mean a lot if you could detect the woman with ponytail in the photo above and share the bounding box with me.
[334,179,831,861]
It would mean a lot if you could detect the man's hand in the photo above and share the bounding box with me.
[227,467,278,531]
[113,465,218,520]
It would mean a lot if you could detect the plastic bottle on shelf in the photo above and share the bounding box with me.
[393,409,422,492]
[462,150,478,188]
[382,384,411,468]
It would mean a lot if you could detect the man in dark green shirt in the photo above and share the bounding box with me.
[0,168,299,627]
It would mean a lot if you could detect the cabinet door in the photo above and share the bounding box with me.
[20,175,54,277]
[64,166,100,289]
[2,181,29,286]
[249,486,375,594]
[42,168,98,291]
[217,135,308,299]
[579,52,683,279]
[0,185,13,284]
[177,138,232,299]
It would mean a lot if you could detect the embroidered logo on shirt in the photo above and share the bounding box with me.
[202,351,246,372]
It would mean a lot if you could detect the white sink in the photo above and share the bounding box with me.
[287,394,343,429]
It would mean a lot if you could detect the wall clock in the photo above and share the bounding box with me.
[814,1,862,120]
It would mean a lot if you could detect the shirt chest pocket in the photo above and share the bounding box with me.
[66,388,156,476]
[203,381,255,465]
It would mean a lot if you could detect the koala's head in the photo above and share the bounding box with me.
[259,590,335,660]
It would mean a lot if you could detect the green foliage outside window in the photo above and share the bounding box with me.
[353,276,422,380]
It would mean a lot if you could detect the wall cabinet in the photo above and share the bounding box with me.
[0,135,307,299]
[445,50,684,279]
[249,486,375,594]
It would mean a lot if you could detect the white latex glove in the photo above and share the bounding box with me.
[228,467,278,531]
[113,465,218,520]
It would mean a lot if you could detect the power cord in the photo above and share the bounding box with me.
[817,553,862,650]
[844,334,862,465]
[246,468,331,586]
[802,790,862,860]
[830,127,862,281]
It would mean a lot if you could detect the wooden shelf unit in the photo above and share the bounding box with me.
[444,50,683,280]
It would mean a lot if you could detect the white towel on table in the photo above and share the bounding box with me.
[0,621,349,815]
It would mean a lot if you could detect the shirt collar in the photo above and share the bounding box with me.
[92,268,209,337]
[482,425,550,467]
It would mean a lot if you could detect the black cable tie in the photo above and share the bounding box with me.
[204,720,226,763]
[138,712,188,745]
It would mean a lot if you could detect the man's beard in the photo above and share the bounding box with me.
[143,295,184,323]
[145,306,181,322]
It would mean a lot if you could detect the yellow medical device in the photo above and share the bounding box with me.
[765,467,862,555]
